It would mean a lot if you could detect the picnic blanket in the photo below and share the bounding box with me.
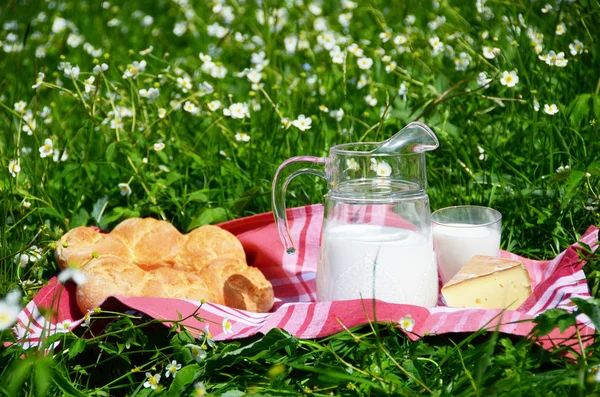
[14,205,599,352]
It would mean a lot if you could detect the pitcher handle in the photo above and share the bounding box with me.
[272,156,327,254]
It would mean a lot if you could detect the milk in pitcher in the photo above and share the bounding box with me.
[317,224,438,307]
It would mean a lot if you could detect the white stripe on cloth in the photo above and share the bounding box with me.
[526,272,589,316]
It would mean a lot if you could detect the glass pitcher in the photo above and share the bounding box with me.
[272,122,440,307]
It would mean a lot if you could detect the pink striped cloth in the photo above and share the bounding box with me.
[13,205,598,352]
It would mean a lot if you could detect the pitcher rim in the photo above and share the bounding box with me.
[330,142,424,156]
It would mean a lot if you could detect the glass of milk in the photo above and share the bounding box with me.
[432,206,502,284]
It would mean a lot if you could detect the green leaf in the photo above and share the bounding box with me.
[187,190,209,203]
[164,364,200,397]
[7,358,33,396]
[203,329,296,373]
[99,207,140,229]
[68,338,87,359]
[560,170,585,210]
[567,94,591,126]
[572,298,600,330]
[532,308,576,336]
[169,330,198,365]
[187,207,227,231]
[70,208,90,228]
[588,161,600,177]
[106,141,117,163]
[34,358,52,397]
[221,391,245,397]
[592,94,600,119]
[91,196,109,225]
[50,366,87,397]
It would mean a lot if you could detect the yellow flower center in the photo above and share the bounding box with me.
[148,376,157,385]
[505,75,513,83]
[131,67,137,73]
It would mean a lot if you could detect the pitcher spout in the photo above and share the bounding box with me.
[372,121,439,155]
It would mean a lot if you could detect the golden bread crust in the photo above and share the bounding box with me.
[56,218,274,314]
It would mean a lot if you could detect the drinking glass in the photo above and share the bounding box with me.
[432,206,502,284]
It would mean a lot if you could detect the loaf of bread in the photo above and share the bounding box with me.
[55,218,274,313]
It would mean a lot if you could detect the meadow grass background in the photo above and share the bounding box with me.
[1,0,600,395]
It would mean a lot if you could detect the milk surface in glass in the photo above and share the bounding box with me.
[433,223,501,284]
[317,223,438,307]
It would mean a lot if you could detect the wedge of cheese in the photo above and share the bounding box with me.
[441,255,532,310]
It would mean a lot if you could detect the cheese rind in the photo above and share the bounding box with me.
[441,255,532,310]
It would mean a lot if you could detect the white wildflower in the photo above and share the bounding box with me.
[284,35,298,54]
[454,52,471,71]
[53,148,68,162]
[398,315,415,332]
[385,61,397,73]
[8,159,20,177]
[139,46,153,56]
[246,69,262,84]
[235,132,250,142]
[110,118,124,129]
[364,94,377,107]
[183,101,200,115]
[357,74,368,89]
[211,64,227,79]
[93,63,109,73]
[375,161,392,177]
[477,72,492,88]
[32,72,45,89]
[292,114,312,131]
[569,40,584,56]
[39,139,53,158]
[380,30,392,43]
[143,373,161,390]
[63,64,80,80]
[330,108,344,122]
[165,360,181,379]
[357,57,373,70]
[223,103,250,119]
[544,103,559,115]
[66,33,84,48]
[122,60,146,79]
[14,100,27,113]
[58,267,87,285]
[0,295,21,331]
[173,21,187,36]
[222,317,234,335]
[186,344,207,363]
[346,158,360,171]
[118,182,132,196]
[499,70,519,88]
[51,17,67,34]
[84,76,96,94]
[482,46,500,59]
[139,87,160,101]
[429,36,444,56]
[207,100,222,112]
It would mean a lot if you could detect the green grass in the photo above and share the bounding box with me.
[1,0,600,395]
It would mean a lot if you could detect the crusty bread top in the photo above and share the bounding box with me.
[55,218,274,313]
